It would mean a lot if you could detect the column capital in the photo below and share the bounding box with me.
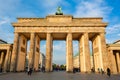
[30,32,35,35]
[47,32,52,34]
[14,32,19,34]
[81,32,89,35]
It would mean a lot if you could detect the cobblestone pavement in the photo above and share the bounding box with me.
[0,71,120,80]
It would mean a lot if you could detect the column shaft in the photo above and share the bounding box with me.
[66,33,73,72]
[29,33,35,69]
[4,49,10,72]
[93,34,103,71]
[45,33,53,72]
[80,33,91,72]
[110,50,117,73]
[116,52,120,73]
[34,35,40,71]
[99,33,107,70]
[8,50,12,71]
[0,52,4,70]
[10,33,19,71]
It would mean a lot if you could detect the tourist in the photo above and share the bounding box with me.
[101,68,104,75]
[73,68,76,73]
[27,68,30,75]
[29,68,33,75]
[91,67,95,73]
[107,68,111,77]
[98,68,100,73]
[0,68,2,72]
[42,66,45,72]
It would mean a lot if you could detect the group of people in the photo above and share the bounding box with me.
[26,67,111,77]
[97,68,104,74]
[27,66,45,75]
[91,67,111,77]
[27,68,33,76]
[97,68,111,77]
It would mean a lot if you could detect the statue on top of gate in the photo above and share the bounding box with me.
[55,6,63,15]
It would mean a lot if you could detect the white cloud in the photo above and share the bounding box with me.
[40,42,46,54]
[106,39,113,44]
[118,34,120,36]
[0,17,14,43]
[106,24,120,34]
[0,17,10,26]
[0,0,21,16]
[37,0,70,15]
[0,32,14,43]
[73,41,79,55]
[53,41,66,61]
[74,0,112,17]
[40,0,62,8]
[39,0,69,8]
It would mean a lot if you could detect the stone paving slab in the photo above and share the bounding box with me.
[0,71,120,80]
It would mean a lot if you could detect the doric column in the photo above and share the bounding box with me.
[109,50,117,73]
[34,35,40,71]
[8,50,12,71]
[116,52,120,73]
[92,34,102,72]
[66,33,73,72]
[29,33,35,69]
[79,33,91,72]
[10,33,19,72]
[15,34,27,71]
[0,52,4,70]
[99,33,107,71]
[45,33,53,72]
[3,48,10,72]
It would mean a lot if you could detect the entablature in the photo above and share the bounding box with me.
[12,15,108,27]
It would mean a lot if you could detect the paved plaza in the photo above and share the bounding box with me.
[0,71,120,80]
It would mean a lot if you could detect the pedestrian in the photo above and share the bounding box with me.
[27,68,30,75]
[101,68,104,75]
[0,68,2,72]
[98,68,100,73]
[42,66,45,72]
[107,68,111,77]
[91,67,95,73]
[29,68,33,75]
[73,68,76,73]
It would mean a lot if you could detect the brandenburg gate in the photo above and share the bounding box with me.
[10,14,108,72]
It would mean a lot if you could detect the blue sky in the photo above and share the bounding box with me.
[0,0,120,65]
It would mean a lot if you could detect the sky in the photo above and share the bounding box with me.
[0,0,120,65]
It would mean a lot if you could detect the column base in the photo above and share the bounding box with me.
[45,71,53,73]
[80,71,91,73]
[66,71,73,73]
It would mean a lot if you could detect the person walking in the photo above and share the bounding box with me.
[101,68,104,75]
[107,68,111,77]
[27,68,30,75]
[29,68,33,75]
